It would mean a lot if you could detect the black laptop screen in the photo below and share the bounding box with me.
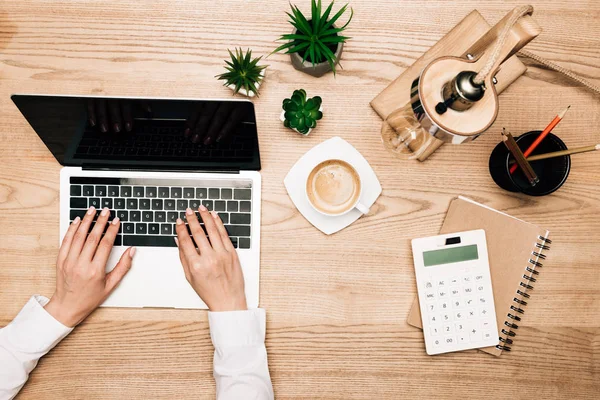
[11,95,260,171]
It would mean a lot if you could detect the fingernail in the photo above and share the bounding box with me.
[176,218,183,225]
[184,127,191,137]
[73,216,81,224]
[114,123,121,133]
[101,207,109,216]
[87,206,96,215]
[203,137,211,145]
[100,123,108,133]
[125,122,132,132]
[130,247,136,257]
[216,135,223,143]
[89,118,96,127]
[199,205,207,211]
[191,134,199,143]
[210,210,218,219]
[173,237,179,247]
[112,217,120,225]
[186,207,193,215]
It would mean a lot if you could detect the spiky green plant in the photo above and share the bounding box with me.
[282,89,323,134]
[272,0,353,75]
[216,48,267,97]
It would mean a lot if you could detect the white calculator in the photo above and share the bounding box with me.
[411,229,499,355]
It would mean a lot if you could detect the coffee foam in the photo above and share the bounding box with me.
[306,160,361,215]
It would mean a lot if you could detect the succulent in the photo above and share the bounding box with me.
[216,48,267,97]
[282,89,323,135]
[272,0,353,75]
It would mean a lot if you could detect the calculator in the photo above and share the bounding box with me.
[411,229,499,355]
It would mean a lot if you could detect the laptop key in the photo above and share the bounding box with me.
[83,185,94,196]
[108,186,119,197]
[234,189,251,200]
[121,186,132,197]
[230,237,238,248]
[152,199,163,210]
[123,235,177,247]
[70,185,82,196]
[127,199,138,209]
[218,213,229,224]
[230,213,251,225]
[240,201,251,212]
[117,210,128,221]
[70,198,87,209]
[136,223,147,234]
[221,188,232,199]
[89,198,101,208]
[70,209,87,221]
[149,224,160,235]
[214,201,226,212]
[171,187,182,198]
[167,212,178,222]
[146,187,157,198]
[133,187,144,197]
[142,211,153,222]
[165,199,176,210]
[130,211,141,222]
[201,200,213,211]
[115,198,125,209]
[177,200,188,210]
[227,201,238,212]
[225,225,251,237]
[196,188,207,199]
[102,198,113,209]
[209,188,220,199]
[95,186,107,196]
[123,223,134,234]
[189,199,201,210]
[155,212,166,222]
[184,188,195,198]
[161,224,172,235]
[238,237,251,249]
[139,199,151,210]
[158,187,170,198]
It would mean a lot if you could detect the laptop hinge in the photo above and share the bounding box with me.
[81,164,240,174]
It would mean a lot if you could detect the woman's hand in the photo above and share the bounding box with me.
[175,205,247,312]
[44,206,136,327]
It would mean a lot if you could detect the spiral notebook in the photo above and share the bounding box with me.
[407,196,551,356]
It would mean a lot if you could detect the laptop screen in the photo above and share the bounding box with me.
[11,95,260,171]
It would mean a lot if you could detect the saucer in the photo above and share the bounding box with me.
[284,136,382,235]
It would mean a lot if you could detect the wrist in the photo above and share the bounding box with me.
[208,297,247,312]
[44,297,82,328]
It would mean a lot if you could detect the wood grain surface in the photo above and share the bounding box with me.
[1,0,599,399]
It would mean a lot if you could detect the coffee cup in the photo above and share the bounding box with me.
[306,159,370,217]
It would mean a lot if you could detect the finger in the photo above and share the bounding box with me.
[184,207,211,252]
[81,207,111,260]
[210,211,235,252]
[105,247,136,293]
[87,100,97,127]
[57,217,81,266]
[184,104,202,139]
[204,103,233,145]
[193,102,218,143]
[97,99,108,133]
[93,216,120,264]
[67,206,96,262]
[198,205,225,251]
[175,218,201,261]
[215,105,243,143]
[108,100,122,133]
[121,101,133,132]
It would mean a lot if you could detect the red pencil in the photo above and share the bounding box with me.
[509,106,571,174]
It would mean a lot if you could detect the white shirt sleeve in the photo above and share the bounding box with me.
[0,295,73,400]
[208,309,274,400]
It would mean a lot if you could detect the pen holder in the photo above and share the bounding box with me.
[489,130,571,196]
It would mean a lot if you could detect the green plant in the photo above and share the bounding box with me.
[272,0,353,74]
[216,48,267,97]
[282,89,323,134]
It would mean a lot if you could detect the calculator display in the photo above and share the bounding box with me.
[423,244,478,267]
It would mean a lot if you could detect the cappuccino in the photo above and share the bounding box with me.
[306,160,362,215]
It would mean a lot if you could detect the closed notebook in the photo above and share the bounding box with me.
[407,196,551,356]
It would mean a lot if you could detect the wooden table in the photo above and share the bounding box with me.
[1,1,598,398]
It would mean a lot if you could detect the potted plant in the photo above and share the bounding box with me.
[216,48,267,97]
[280,89,323,135]
[272,0,353,77]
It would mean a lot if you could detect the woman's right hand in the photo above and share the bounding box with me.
[174,205,247,312]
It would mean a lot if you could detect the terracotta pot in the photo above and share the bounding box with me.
[289,25,343,77]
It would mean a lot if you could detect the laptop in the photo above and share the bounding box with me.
[11,95,262,309]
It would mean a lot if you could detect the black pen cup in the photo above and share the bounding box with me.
[489,130,571,196]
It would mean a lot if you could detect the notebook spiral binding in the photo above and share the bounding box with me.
[496,235,551,352]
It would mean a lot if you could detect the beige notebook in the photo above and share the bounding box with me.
[407,196,551,356]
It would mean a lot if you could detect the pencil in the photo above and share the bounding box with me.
[502,128,539,186]
[509,105,571,174]
[509,144,600,163]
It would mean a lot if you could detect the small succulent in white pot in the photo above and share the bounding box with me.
[280,89,323,135]
[216,48,267,97]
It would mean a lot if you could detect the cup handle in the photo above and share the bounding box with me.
[355,202,370,215]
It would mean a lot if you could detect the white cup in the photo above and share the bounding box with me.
[305,159,370,217]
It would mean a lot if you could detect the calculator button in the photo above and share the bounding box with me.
[450,287,460,297]
[450,277,459,285]
[430,315,439,324]
[425,291,436,302]
[469,327,481,341]
[458,334,468,344]
[455,311,464,320]
[466,309,476,319]
[478,296,488,305]
[443,324,454,334]
[455,322,466,332]
[465,297,475,307]
[437,280,446,287]
[427,303,436,313]
[452,299,462,309]
[463,285,474,295]
[463,276,472,283]
[475,274,484,281]
[438,290,448,298]
[424,281,434,289]
[442,313,451,322]
[480,308,491,317]
[482,330,496,341]
[430,326,441,336]
[481,320,494,330]
[477,284,485,292]
[432,338,442,348]
[444,336,456,345]
[439,301,450,311]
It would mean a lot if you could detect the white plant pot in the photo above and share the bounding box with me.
[226,69,266,98]
[280,106,323,135]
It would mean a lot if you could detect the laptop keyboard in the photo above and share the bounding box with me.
[69,177,252,249]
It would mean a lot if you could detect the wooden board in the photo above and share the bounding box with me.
[0,1,599,399]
